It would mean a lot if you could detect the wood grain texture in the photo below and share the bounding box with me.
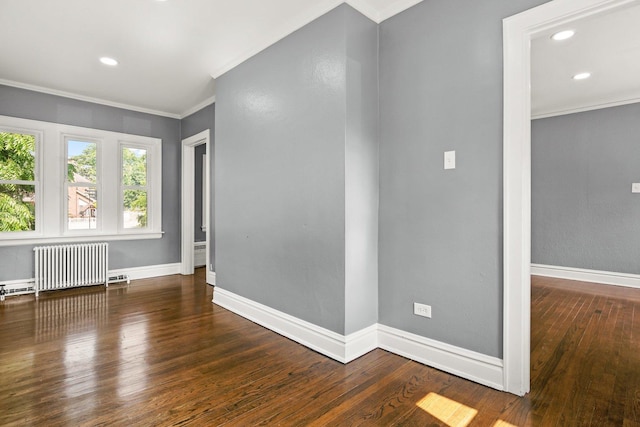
[1,271,640,426]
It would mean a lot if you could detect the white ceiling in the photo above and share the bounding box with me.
[3,0,636,120]
[531,2,640,118]
[0,0,421,118]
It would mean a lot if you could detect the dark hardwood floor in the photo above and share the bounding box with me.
[1,270,639,426]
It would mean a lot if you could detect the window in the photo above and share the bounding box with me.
[121,146,148,229]
[66,139,99,231]
[0,115,162,245]
[0,130,39,233]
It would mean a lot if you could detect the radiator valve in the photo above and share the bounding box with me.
[0,285,6,302]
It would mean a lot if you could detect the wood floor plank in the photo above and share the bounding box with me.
[2,271,640,425]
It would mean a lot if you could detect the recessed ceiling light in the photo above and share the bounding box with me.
[573,72,591,80]
[100,57,118,66]
[551,30,575,41]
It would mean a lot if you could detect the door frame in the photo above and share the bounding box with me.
[502,0,636,395]
[181,129,211,282]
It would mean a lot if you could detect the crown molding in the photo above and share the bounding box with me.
[532,96,640,119]
[0,78,182,119]
[179,96,216,119]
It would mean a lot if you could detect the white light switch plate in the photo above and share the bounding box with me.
[444,151,455,170]
[633,183,640,193]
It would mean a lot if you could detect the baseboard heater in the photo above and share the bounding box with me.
[34,242,109,297]
[0,280,36,301]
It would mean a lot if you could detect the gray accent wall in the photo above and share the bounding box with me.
[215,5,378,335]
[181,103,215,269]
[532,103,640,274]
[378,0,548,357]
[0,84,181,281]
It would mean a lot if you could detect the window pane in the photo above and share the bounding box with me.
[0,132,36,181]
[68,140,97,184]
[122,147,147,186]
[68,186,97,230]
[123,189,147,229]
[0,184,35,231]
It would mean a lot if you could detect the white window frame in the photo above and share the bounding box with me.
[0,114,162,246]
[0,125,42,238]
[118,140,162,234]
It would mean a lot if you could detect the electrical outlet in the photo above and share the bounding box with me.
[414,302,432,318]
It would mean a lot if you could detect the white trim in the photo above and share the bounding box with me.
[378,325,504,391]
[0,115,162,244]
[212,287,378,363]
[211,287,502,388]
[532,97,640,119]
[345,324,379,361]
[108,262,181,281]
[207,271,216,286]
[0,78,182,119]
[503,0,636,397]
[213,287,357,362]
[0,232,163,247]
[181,130,210,276]
[179,96,216,119]
[531,264,640,289]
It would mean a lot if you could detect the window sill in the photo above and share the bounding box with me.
[0,232,164,247]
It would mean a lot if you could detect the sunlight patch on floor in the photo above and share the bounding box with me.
[416,392,478,426]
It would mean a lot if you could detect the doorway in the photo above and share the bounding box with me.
[181,129,213,284]
[502,0,636,396]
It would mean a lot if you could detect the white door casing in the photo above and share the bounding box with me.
[181,129,211,283]
[502,0,637,396]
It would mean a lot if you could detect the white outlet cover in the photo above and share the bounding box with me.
[632,183,640,193]
[414,302,432,318]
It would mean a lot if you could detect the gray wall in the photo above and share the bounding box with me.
[0,84,181,281]
[344,7,379,334]
[532,103,640,274]
[378,0,548,357]
[215,5,379,335]
[181,103,215,269]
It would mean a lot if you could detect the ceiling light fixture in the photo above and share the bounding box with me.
[551,30,575,41]
[573,72,591,80]
[100,57,118,66]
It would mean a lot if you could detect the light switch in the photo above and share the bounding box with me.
[444,151,455,170]
[632,183,640,193]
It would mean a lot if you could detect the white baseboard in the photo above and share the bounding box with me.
[212,287,504,390]
[377,324,504,391]
[207,271,216,286]
[213,287,378,363]
[108,262,181,281]
[531,263,640,289]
